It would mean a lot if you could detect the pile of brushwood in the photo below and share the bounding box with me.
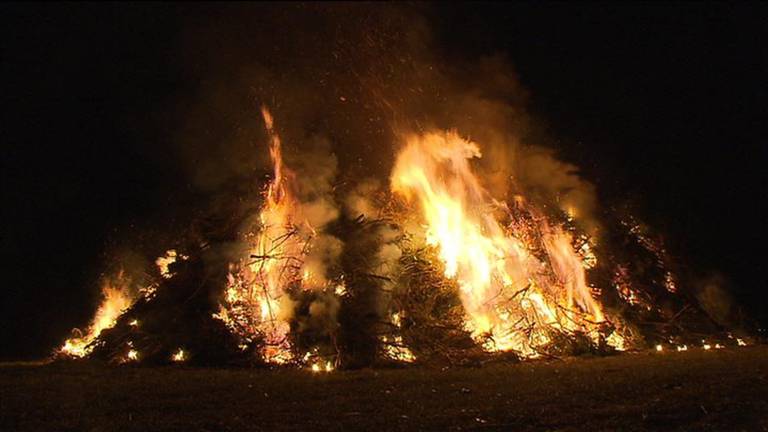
[57,199,756,368]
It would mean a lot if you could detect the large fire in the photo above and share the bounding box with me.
[55,108,746,367]
[391,131,615,356]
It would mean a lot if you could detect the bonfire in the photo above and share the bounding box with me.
[56,106,750,369]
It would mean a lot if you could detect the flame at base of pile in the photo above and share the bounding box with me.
[213,107,341,366]
[391,131,621,357]
[59,272,136,358]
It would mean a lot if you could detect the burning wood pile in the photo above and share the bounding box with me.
[56,107,752,369]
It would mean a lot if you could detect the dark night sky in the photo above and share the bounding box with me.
[1,3,765,360]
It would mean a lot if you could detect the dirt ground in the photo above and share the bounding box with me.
[1,346,766,431]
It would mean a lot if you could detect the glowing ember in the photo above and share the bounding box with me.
[381,335,416,363]
[664,271,677,293]
[391,131,615,356]
[656,344,663,352]
[381,312,416,362]
[156,249,188,279]
[605,332,627,352]
[126,349,139,361]
[334,283,347,297]
[309,361,334,373]
[171,348,186,362]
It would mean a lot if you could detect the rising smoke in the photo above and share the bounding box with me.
[167,4,608,341]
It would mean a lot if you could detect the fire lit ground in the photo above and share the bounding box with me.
[2,347,767,431]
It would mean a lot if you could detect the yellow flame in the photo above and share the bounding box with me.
[606,332,627,351]
[171,348,186,362]
[392,312,402,327]
[156,250,177,279]
[155,249,188,279]
[213,107,302,364]
[309,361,335,373]
[60,272,135,358]
[381,335,416,363]
[391,131,608,355]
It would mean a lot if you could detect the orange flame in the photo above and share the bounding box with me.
[60,271,135,358]
[391,131,614,355]
[215,106,312,364]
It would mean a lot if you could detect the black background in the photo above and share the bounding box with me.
[1,3,765,360]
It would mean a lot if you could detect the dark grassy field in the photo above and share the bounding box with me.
[1,346,766,431]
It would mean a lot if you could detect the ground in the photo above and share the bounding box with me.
[1,346,766,431]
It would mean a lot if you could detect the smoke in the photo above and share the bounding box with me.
[516,146,600,235]
[344,178,382,219]
[302,235,343,289]
[173,4,601,232]
[288,136,343,290]
[299,291,341,338]
[695,272,737,328]
[288,137,339,225]
[375,225,403,274]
